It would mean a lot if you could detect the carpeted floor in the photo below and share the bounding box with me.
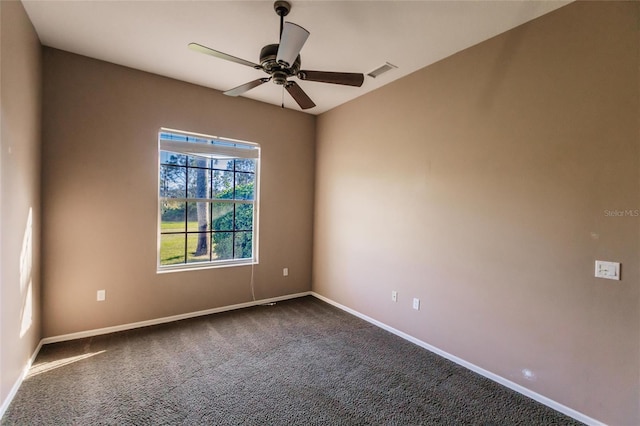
[2,296,583,425]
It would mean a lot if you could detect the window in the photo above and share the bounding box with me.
[158,128,260,271]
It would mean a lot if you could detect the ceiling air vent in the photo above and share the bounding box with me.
[367,62,398,78]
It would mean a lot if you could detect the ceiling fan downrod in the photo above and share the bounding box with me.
[274,1,291,39]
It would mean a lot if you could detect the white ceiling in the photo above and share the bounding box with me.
[22,0,570,115]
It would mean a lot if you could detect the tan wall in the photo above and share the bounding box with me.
[313,2,639,424]
[41,49,315,337]
[0,0,42,408]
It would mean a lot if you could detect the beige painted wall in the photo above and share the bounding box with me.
[314,2,639,424]
[41,49,315,337]
[0,0,42,409]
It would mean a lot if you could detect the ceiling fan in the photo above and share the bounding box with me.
[188,0,365,110]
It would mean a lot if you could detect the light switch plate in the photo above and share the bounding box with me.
[412,298,420,310]
[595,260,620,280]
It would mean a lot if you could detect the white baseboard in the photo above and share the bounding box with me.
[42,291,312,345]
[0,340,43,420]
[310,291,605,426]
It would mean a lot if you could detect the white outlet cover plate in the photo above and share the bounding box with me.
[595,260,620,280]
[413,298,420,310]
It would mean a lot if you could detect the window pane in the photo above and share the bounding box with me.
[212,170,234,199]
[187,154,211,168]
[212,232,233,260]
[160,152,186,166]
[161,201,185,232]
[235,203,253,231]
[187,233,211,263]
[234,231,253,259]
[235,159,255,173]
[160,234,185,265]
[211,158,234,171]
[187,202,210,232]
[160,165,186,198]
[235,173,255,200]
[212,202,234,231]
[187,167,211,198]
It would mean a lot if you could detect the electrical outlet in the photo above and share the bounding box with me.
[97,290,106,302]
[283,267,289,277]
[391,291,398,302]
[412,298,420,310]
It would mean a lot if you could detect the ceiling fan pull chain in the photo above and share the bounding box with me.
[281,86,285,109]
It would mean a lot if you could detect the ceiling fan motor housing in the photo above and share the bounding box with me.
[260,44,301,80]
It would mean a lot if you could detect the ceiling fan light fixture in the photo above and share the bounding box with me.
[276,22,310,67]
[367,62,398,79]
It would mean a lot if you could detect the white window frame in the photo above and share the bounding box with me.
[157,128,260,272]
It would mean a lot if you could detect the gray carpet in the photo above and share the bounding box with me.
[3,296,582,425]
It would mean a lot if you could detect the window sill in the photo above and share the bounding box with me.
[157,259,257,274]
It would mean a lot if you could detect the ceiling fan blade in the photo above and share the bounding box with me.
[188,42,261,69]
[224,78,271,97]
[297,70,365,87]
[285,81,316,110]
[276,22,310,67]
